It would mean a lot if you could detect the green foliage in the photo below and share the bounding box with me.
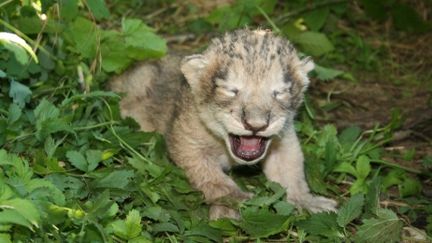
[337,194,364,227]
[361,0,430,33]
[238,208,290,238]
[0,0,429,242]
[108,209,144,240]
[355,208,403,243]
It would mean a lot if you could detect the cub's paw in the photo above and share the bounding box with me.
[209,205,240,220]
[304,195,338,213]
[229,190,253,201]
[289,194,337,213]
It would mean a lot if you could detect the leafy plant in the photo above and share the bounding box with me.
[0,0,430,242]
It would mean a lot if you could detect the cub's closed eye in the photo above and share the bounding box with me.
[217,86,239,97]
[273,90,289,99]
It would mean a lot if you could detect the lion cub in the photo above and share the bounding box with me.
[109,29,337,219]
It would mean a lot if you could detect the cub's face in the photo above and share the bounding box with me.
[181,29,314,165]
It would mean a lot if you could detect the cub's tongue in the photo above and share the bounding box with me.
[239,136,261,151]
[229,135,269,161]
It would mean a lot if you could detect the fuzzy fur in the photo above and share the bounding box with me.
[109,29,337,219]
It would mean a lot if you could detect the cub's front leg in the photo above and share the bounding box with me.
[263,127,337,213]
[167,132,250,220]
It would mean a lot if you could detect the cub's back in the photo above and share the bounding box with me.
[109,55,185,134]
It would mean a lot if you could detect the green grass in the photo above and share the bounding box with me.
[0,0,431,242]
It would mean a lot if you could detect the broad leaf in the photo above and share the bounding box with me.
[66,150,87,172]
[87,0,110,20]
[355,209,402,242]
[94,170,134,189]
[0,198,40,228]
[9,80,32,108]
[239,208,290,238]
[356,155,371,180]
[0,32,38,64]
[110,209,142,240]
[337,194,364,227]
[314,65,344,81]
[292,31,334,56]
[296,212,342,238]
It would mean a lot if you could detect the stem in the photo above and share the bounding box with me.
[101,99,152,164]
[256,6,281,33]
[6,132,36,144]
[276,0,347,23]
[0,0,14,8]
[370,159,421,174]
[0,18,53,58]
[74,121,120,131]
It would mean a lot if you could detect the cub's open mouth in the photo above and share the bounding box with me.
[229,134,269,161]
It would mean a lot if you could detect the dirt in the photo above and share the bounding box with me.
[312,79,432,164]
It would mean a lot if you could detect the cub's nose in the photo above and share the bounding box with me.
[242,118,269,133]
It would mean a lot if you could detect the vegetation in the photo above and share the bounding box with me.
[0,0,431,242]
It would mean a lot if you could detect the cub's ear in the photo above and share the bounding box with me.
[181,54,208,88]
[301,57,315,74]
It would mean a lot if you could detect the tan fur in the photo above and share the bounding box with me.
[109,29,337,219]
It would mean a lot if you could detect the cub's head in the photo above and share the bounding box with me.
[181,29,314,165]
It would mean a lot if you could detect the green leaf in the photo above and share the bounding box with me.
[46,174,86,199]
[0,210,33,229]
[59,0,78,21]
[324,136,338,172]
[0,198,40,228]
[44,136,56,158]
[239,208,290,238]
[34,100,71,140]
[391,3,430,33]
[129,236,152,243]
[64,17,99,58]
[339,126,362,150]
[36,118,71,141]
[334,162,357,177]
[314,65,344,81]
[86,0,110,20]
[7,103,22,124]
[292,31,334,56]
[337,194,364,227]
[209,219,237,233]
[296,212,342,238]
[28,178,66,205]
[94,170,134,189]
[41,0,56,12]
[0,233,11,243]
[9,80,32,108]
[400,176,422,197]
[151,222,180,233]
[422,156,432,168]
[273,201,295,216]
[361,0,388,21]
[382,169,403,190]
[303,8,329,31]
[85,150,103,172]
[34,99,59,121]
[66,150,87,172]
[356,155,371,180]
[122,19,167,59]
[100,32,131,73]
[355,209,402,242]
[110,209,142,240]
[185,222,222,243]
[0,32,38,64]
[364,176,380,215]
